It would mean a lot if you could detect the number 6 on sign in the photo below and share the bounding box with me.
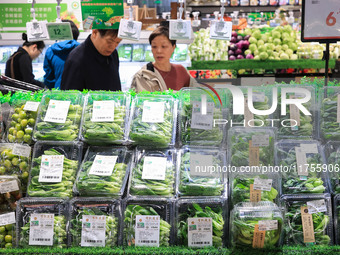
[326,12,336,26]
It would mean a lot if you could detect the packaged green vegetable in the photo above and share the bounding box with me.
[0,176,22,213]
[74,147,131,197]
[276,140,329,194]
[117,44,132,62]
[128,148,175,197]
[144,45,154,62]
[323,141,340,194]
[123,198,172,247]
[333,194,340,244]
[81,92,129,145]
[171,45,188,62]
[282,194,333,246]
[321,87,340,141]
[0,143,31,195]
[176,198,226,248]
[132,45,145,62]
[228,127,276,167]
[27,141,82,198]
[33,91,83,141]
[17,198,68,248]
[177,146,226,197]
[128,95,177,148]
[230,201,283,248]
[69,198,121,247]
[0,212,16,249]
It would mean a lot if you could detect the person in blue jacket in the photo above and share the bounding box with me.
[43,20,80,89]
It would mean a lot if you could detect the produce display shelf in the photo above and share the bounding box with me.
[189,59,336,70]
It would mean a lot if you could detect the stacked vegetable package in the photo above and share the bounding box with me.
[323,142,340,194]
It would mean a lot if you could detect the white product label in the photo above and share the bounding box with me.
[188,217,213,247]
[337,94,340,123]
[191,101,214,130]
[135,215,160,247]
[258,220,278,231]
[118,19,142,41]
[251,135,269,147]
[0,212,16,226]
[142,156,167,180]
[38,155,64,183]
[23,101,40,112]
[253,92,266,102]
[0,180,19,193]
[300,143,318,154]
[169,20,192,40]
[296,147,308,177]
[89,155,118,176]
[253,178,273,192]
[12,144,31,158]
[307,199,328,214]
[44,100,70,123]
[190,154,217,177]
[81,215,106,247]
[91,100,115,122]
[210,20,232,40]
[142,101,165,123]
[29,213,54,246]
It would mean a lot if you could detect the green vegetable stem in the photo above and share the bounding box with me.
[321,92,340,141]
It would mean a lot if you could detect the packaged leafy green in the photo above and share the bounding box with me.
[117,44,132,62]
[171,44,188,62]
[230,201,283,248]
[176,198,226,248]
[321,87,340,141]
[334,194,340,244]
[0,212,16,249]
[0,176,22,213]
[128,148,175,197]
[323,141,340,194]
[282,194,333,246]
[74,146,132,197]
[276,140,329,194]
[144,45,154,62]
[177,146,226,197]
[33,91,83,141]
[81,92,130,145]
[27,141,82,198]
[123,198,172,247]
[228,127,276,167]
[17,198,68,248]
[128,95,177,148]
[69,198,121,247]
[132,45,145,62]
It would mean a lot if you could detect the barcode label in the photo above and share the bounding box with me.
[0,180,19,194]
[91,100,115,122]
[188,217,212,248]
[81,215,106,247]
[142,156,167,181]
[142,101,165,123]
[89,155,117,176]
[39,155,64,183]
[0,212,15,226]
[191,242,211,244]
[23,101,40,112]
[85,240,103,243]
[135,215,160,247]
[12,144,31,158]
[29,213,54,246]
[191,101,214,131]
[138,240,157,243]
[44,100,70,124]
[32,238,51,242]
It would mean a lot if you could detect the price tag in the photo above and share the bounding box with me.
[296,147,308,177]
[188,217,213,247]
[258,220,278,231]
[300,143,319,154]
[91,100,115,122]
[46,22,73,40]
[26,21,49,42]
[210,20,232,40]
[249,141,260,166]
[0,180,19,194]
[142,101,165,123]
[135,215,160,247]
[190,154,217,177]
[89,155,118,176]
[29,214,54,246]
[0,212,15,226]
[250,184,262,202]
[252,224,265,248]
[253,178,273,192]
[39,155,64,183]
[142,156,167,180]
[12,144,31,158]
[169,20,192,40]
[24,101,40,112]
[307,199,328,214]
[301,206,315,243]
[251,135,269,147]
[81,215,106,247]
[191,101,214,130]
[44,100,70,124]
[118,19,142,41]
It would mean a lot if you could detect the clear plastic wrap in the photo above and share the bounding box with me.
[74,147,132,197]
[80,92,130,145]
[132,45,145,62]
[321,87,340,141]
[282,194,333,246]
[175,198,226,248]
[128,95,177,148]
[33,91,83,141]
[16,197,69,248]
[0,176,22,213]
[0,211,16,249]
[27,141,83,198]
[123,198,172,247]
[69,197,121,247]
[323,141,340,194]
[177,146,226,197]
[228,127,276,167]
[276,140,329,194]
[128,148,175,197]
[230,201,283,248]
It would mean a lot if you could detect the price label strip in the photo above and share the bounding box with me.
[29,213,54,246]
[135,215,160,247]
[250,184,262,202]
[258,220,278,231]
[0,180,19,194]
[253,178,273,192]
[89,155,118,176]
[24,101,40,112]
[188,217,213,247]
[91,100,115,122]
[249,140,260,167]
[142,156,167,180]
[81,215,106,247]
[46,22,73,40]
[12,144,31,158]
[0,212,16,226]
[191,101,214,130]
[307,199,328,214]
[252,135,269,147]
[44,100,70,124]
[252,224,266,248]
[39,155,64,183]
[142,101,165,123]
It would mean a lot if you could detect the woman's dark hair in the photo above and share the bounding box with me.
[62,19,79,40]
[97,29,119,38]
[149,26,176,46]
[22,33,45,50]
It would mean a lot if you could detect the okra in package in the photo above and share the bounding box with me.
[69,198,121,247]
[27,141,82,198]
[81,92,130,145]
[128,148,175,197]
[16,198,68,248]
[0,176,22,213]
[33,91,83,141]
[74,147,131,197]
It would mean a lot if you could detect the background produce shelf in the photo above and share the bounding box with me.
[189,59,336,70]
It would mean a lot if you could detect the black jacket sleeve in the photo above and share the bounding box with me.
[60,57,85,90]
[19,54,45,87]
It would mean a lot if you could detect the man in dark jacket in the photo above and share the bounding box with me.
[60,29,122,91]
